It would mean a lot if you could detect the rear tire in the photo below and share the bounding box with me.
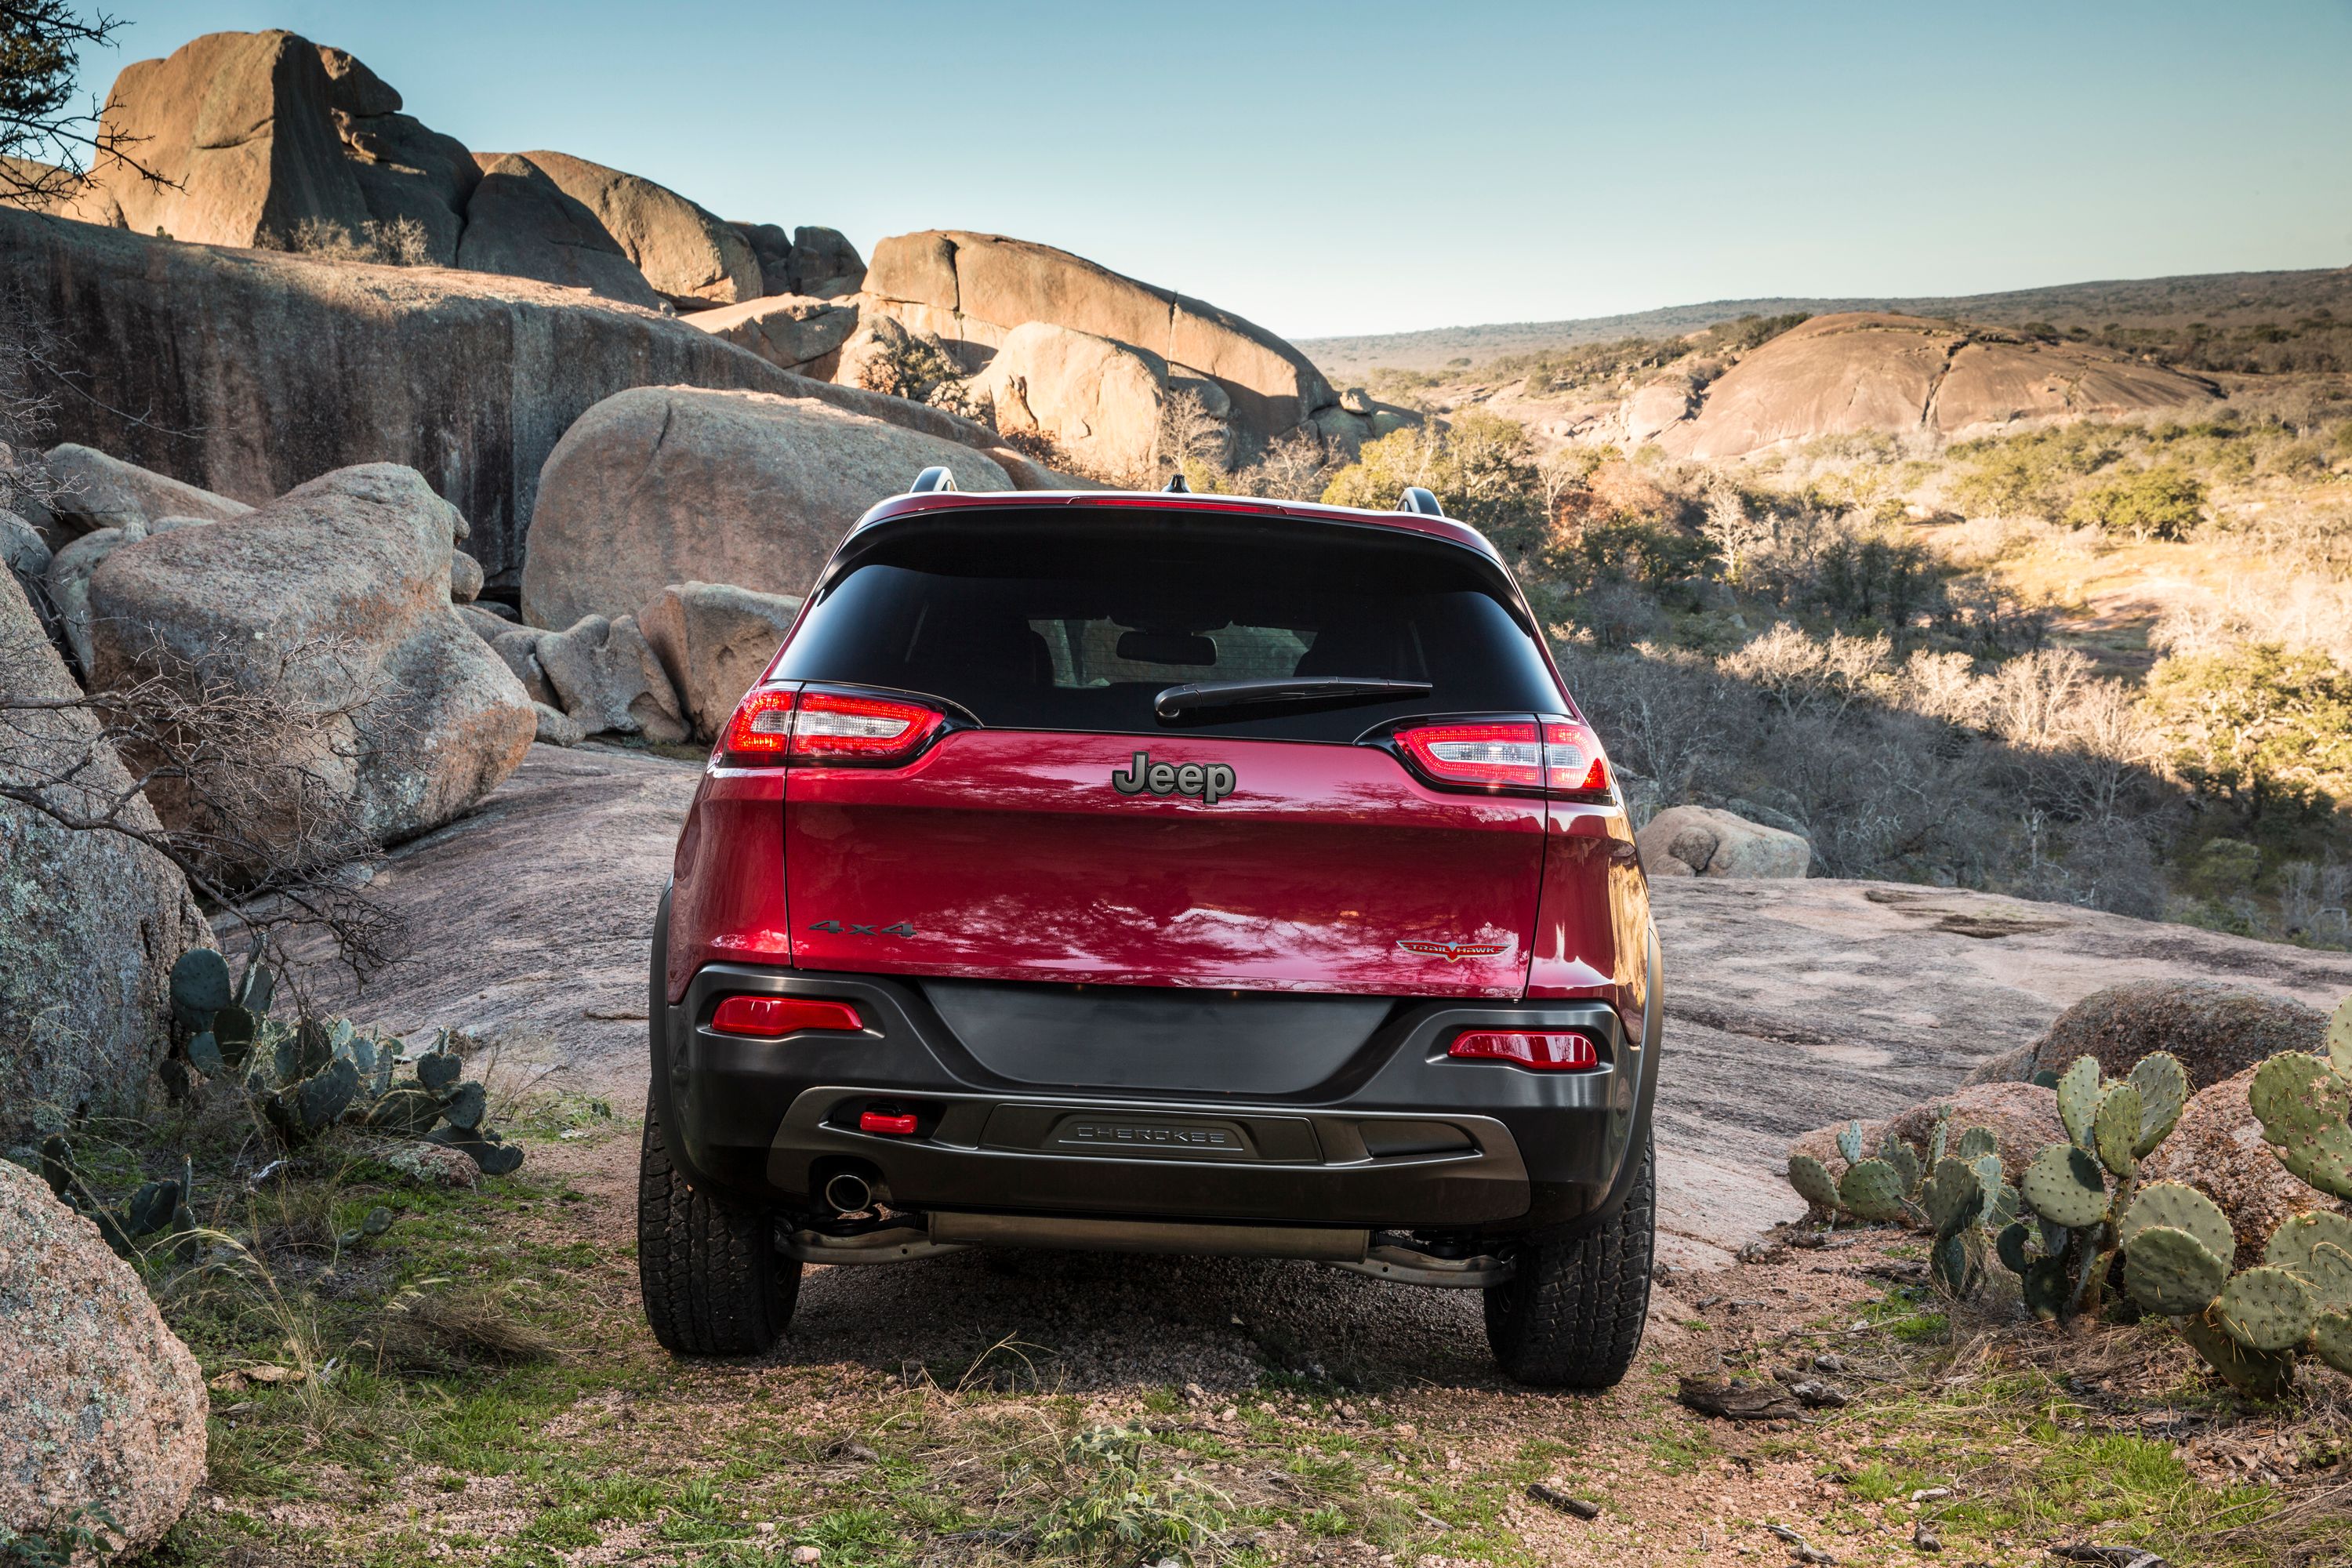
[1483,1128,1654,1388]
[638,1091,800,1356]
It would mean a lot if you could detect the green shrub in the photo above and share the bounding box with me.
[2063,466,2206,539]
[1319,412,1542,543]
[2142,642,2352,831]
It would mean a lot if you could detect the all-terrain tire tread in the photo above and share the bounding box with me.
[1483,1129,1655,1388]
[637,1092,799,1356]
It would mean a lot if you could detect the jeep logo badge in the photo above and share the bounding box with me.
[1111,750,1236,804]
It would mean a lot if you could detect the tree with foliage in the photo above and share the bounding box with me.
[1,2,154,206]
[2142,642,2352,835]
[1320,411,1545,546]
[2064,465,2206,541]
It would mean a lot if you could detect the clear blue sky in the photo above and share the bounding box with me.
[71,1,2352,338]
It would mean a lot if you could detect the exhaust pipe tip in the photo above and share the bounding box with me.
[822,1171,874,1214]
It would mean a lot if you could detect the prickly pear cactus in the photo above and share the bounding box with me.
[1787,1152,1842,1214]
[2249,996,2352,1201]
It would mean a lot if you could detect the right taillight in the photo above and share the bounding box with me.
[1448,1029,1600,1070]
[717,686,947,768]
[1389,717,1613,800]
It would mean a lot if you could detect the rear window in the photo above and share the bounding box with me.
[771,511,1564,740]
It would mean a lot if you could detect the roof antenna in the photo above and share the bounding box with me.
[1163,471,1192,494]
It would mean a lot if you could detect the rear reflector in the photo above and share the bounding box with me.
[1447,1029,1599,1070]
[858,1109,919,1136]
[1393,721,1544,789]
[789,691,946,764]
[710,996,863,1036]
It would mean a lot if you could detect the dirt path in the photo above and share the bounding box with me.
[307,742,2352,1276]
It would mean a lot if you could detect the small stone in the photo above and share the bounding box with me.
[791,1548,820,1565]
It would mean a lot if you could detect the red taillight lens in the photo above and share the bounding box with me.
[721,686,797,761]
[710,996,863,1036]
[858,1109,919,1136]
[1389,718,1613,799]
[1393,721,1544,789]
[1543,720,1611,797]
[1447,1029,1600,1070]
[789,691,945,765]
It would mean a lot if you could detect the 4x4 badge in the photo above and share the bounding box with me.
[1110,750,1236,804]
[1398,938,1506,962]
[807,920,916,937]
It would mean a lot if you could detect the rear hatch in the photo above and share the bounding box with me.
[764,506,1579,1001]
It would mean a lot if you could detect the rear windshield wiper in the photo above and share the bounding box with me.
[1154,677,1434,720]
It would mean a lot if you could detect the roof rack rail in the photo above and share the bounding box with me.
[909,465,957,494]
[1396,486,1443,517]
[1163,472,1192,493]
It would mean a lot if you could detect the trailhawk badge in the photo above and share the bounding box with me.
[1397,938,1508,962]
[1110,750,1236,804]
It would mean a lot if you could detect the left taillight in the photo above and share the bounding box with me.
[710,996,864,1036]
[1388,717,1613,800]
[718,686,946,768]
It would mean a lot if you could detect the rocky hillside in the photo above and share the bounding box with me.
[1301,265,2352,376]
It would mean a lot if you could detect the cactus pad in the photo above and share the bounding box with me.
[1931,1228,1981,1298]
[2022,1256,2070,1319]
[440,1080,488,1132]
[2022,1143,2110,1229]
[2127,1051,2188,1157]
[235,953,275,1015]
[2263,1211,2352,1276]
[417,1047,463,1095]
[2312,1311,2352,1377]
[1836,1120,1865,1167]
[1996,1220,2033,1276]
[169,948,233,1027]
[1929,1109,1951,1169]
[1788,1153,1842,1213]
[1921,1157,1984,1238]
[2329,995,2352,1080]
[2180,1308,2297,1399]
[1878,1135,1922,1198]
[2122,1225,2229,1316]
[212,1005,256,1069]
[2214,1265,2318,1352]
[1955,1126,1998,1163]
[2294,1241,2352,1312]
[265,1056,360,1144]
[2093,1081,2143,1178]
[1839,1158,1911,1222]
[2273,1123,2352,1203]
[2120,1181,2235,1267]
[188,1032,227,1079]
[2250,1053,2346,1145]
[426,1123,525,1176]
[2057,1056,2102,1149]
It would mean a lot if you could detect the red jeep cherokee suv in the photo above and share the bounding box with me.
[639,474,1660,1387]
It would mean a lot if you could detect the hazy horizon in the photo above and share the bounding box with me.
[68,1,2352,339]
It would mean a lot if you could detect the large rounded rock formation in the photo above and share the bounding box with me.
[507,151,759,307]
[520,386,1014,630]
[640,581,805,741]
[982,321,1169,481]
[1963,979,2324,1092]
[1636,805,1811,879]
[86,464,536,878]
[0,1160,209,1555]
[1652,313,2220,459]
[0,574,212,1139]
[863,229,1334,441]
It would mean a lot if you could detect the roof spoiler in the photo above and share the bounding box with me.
[1396,485,1444,517]
[909,465,957,494]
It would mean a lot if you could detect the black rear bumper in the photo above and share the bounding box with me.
[648,892,1660,1242]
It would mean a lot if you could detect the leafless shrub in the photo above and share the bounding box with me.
[260,215,433,267]
[0,5,169,209]
[1156,387,1231,480]
[0,625,408,989]
[1719,622,1892,721]
[1557,641,1725,801]
[0,281,64,520]
[369,1280,555,1372]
